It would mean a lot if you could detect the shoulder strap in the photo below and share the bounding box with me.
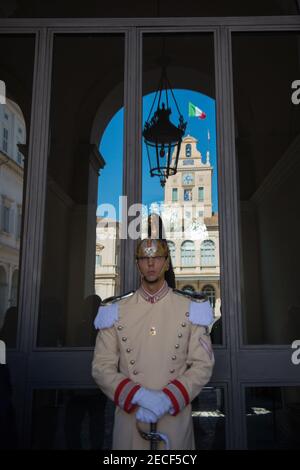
[101,290,135,306]
[173,288,207,303]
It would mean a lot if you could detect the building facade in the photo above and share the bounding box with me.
[0,99,25,333]
[163,135,220,308]
[95,217,121,301]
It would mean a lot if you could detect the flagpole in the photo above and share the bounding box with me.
[207,128,210,165]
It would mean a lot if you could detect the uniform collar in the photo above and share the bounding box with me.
[138,281,169,304]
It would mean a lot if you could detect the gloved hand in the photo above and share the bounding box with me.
[135,406,158,423]
[131,387,172,419]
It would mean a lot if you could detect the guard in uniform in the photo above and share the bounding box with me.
[92,238,215,450]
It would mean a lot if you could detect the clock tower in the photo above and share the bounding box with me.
[160,134,220,320]
[164,134,213,224]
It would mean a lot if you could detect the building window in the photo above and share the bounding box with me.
[17,207,22,239]
[198,210,204,217]
[182,159,194,166]
[181,240,195,266]
[201,240,216,266]
[17,152,23,164]
[182,285,195,293]
[202,285,216,308]
[172,188,178,202]
[198,187,204,202]
[3,127,8,153]
[96,254,102,267]
[184,189,192,201]
[2,205,10,233]
[167,241,176,265]
[185,144,192,158]
[17,143,23,164]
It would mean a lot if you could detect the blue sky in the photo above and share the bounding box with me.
[98,89,218,220]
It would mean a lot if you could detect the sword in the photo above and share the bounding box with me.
[136,421,170,450]
[150,423,157,450]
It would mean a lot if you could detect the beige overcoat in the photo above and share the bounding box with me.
[92,288,214,450]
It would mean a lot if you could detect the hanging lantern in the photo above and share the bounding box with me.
[143,65,187,187]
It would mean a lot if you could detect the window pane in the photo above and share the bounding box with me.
[232,33,300,344]
[246,387,300,449]
[172,188,178,202]
[32,389,111,449]
[198,187,204,202]
[142,33,222,344]
[37,35,124,347]
[192,386,226,449]
[0,35,35,349]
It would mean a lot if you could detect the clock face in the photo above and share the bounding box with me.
[182,173,194,185]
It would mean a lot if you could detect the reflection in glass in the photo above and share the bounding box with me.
[37,35,124,347]
[32,389,111,449]
[0,35,35,348]
[192,386,225,449]
[246,387,300,449]
[232,33,300,344]
[142,34,222,344]
[31,387,226,450]
[95,109,123,303]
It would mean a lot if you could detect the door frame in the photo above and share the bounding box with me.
[1,14,300,449]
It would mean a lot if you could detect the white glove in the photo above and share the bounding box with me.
[132,387,172,419]
[136,406,158,423]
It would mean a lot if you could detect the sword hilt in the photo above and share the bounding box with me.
[136,420,169,450]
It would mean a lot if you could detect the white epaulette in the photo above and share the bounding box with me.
[94,291,134,330]
[94,303,119,330]
[188,300,214,327]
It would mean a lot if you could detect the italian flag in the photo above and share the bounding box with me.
[188,102,206,120]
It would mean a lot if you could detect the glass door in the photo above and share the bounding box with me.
[28,32,126,449]
[140,30,227,449]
